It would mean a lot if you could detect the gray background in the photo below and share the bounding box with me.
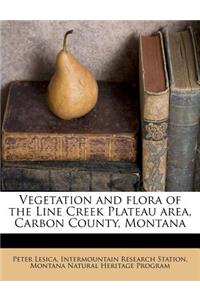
[1,20,199,110]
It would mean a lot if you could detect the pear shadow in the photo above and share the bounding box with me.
[29,35,56,81]
[29,48,55,82]
[1,37,56,127]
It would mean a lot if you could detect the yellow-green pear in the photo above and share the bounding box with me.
[47,30,98,120]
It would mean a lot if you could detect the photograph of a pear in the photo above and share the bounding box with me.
[47,30,98,120]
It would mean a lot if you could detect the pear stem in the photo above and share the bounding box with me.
[63,30,73,52]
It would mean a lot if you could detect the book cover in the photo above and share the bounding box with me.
[2,81,138,162]
[0,20,200,283]
[193,30,200,191]
[164,27,200,191]
[194,130,200,191]
[1,161,140,191]
[139,32,169,191]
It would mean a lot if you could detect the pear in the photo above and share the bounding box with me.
[47,30,98,120]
